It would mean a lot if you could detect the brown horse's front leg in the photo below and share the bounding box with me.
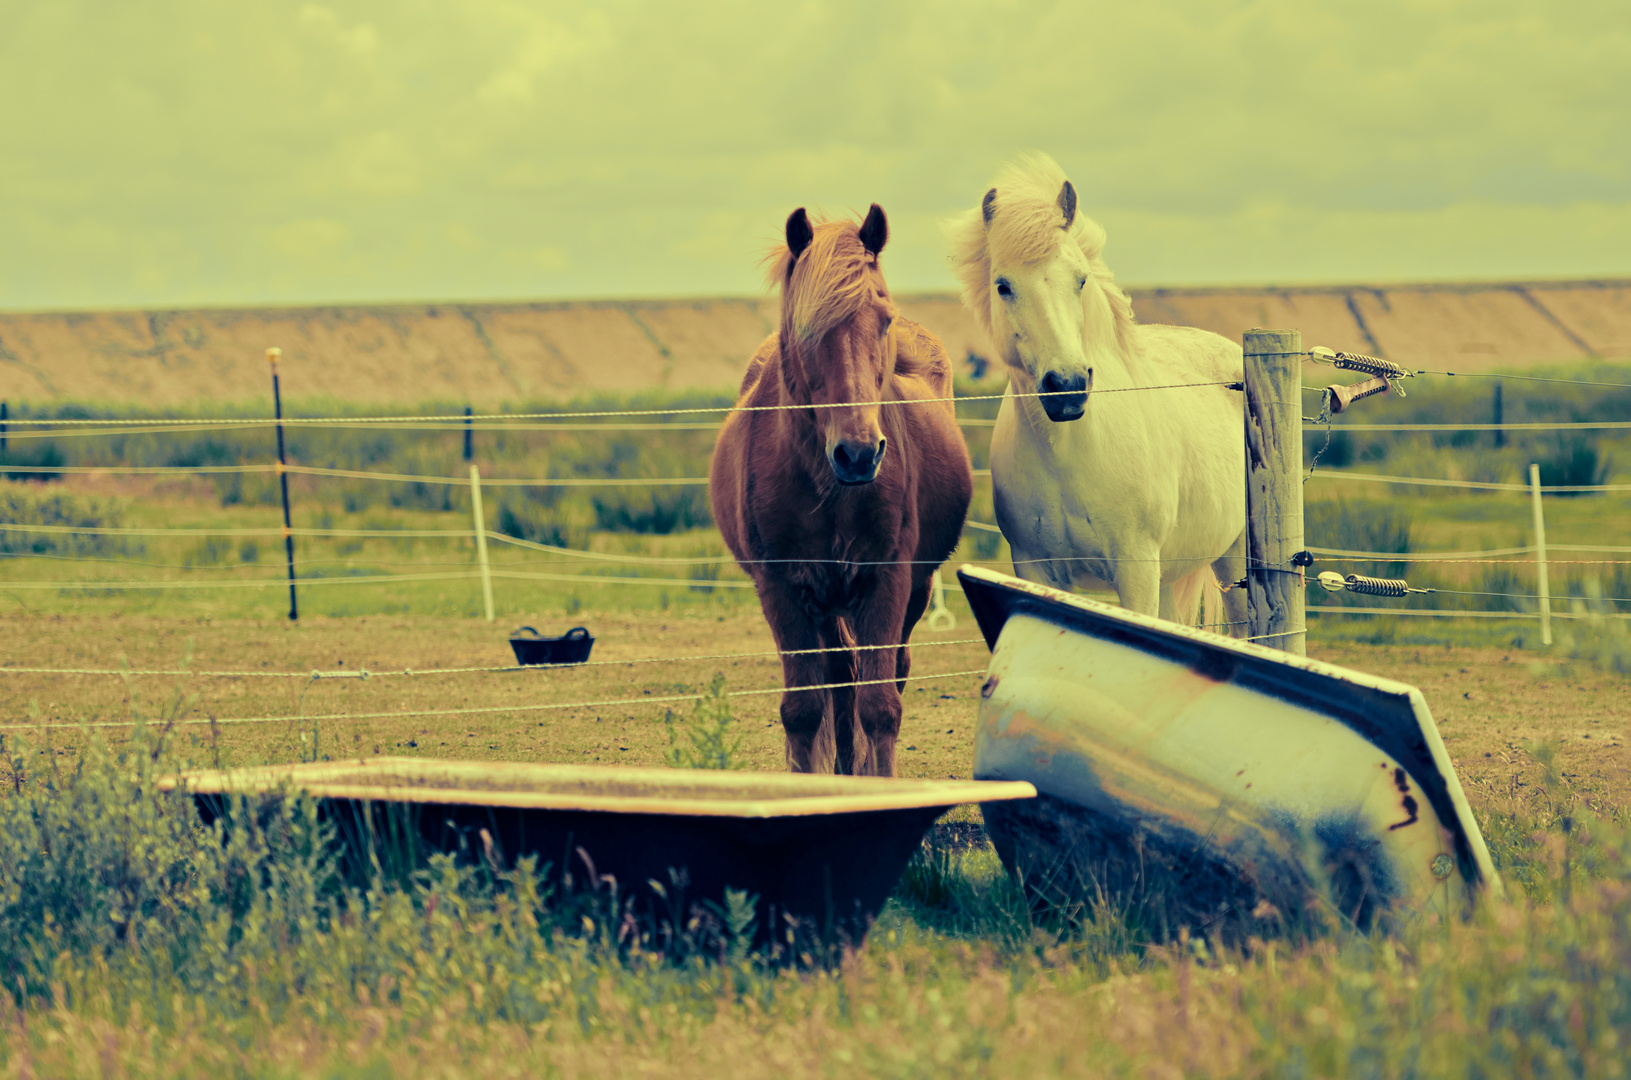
[759,582,830,773]
[850,568,913,777]
[779,648,831,773]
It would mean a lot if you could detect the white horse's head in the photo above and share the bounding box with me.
[949,154,1136,423]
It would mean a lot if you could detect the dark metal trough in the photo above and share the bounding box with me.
[162,758,1034,951]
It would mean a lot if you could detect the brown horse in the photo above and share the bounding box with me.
[710,205,973,776]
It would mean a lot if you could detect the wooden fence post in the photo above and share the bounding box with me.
[269,347,298,621]
[1244,329,1305,654]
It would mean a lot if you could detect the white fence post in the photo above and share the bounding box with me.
[1243,328,1306,655]
[469,463,495,623]
[926,569,956,631]
[1529,462,1552,646]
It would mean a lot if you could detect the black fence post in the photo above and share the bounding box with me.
[269,347,298,621]
[463,405,474,462]
[1,400,7,457]
[1492,383,1506,448]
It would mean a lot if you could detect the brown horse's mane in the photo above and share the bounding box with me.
[762,214,940,388]
[764,216,886,350]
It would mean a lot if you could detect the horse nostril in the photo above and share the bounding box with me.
[1041,371,1088,396]
[831,438,883,481]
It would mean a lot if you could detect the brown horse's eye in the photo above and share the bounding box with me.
[880,316,893,335]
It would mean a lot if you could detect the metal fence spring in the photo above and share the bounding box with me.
[1317,570,1429,597]
[1344,573,1410,596]
[1308,346,1412,382]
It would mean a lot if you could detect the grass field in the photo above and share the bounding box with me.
[0,636,1626,1078]
[2,367,1629,1077]
[2,607,1627,803]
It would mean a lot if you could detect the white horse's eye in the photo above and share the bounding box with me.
[995,279,1014,299]
[1076,276,1087,291]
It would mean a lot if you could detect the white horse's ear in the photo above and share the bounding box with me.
[1058,180,1077,229]
[981,188,997,227]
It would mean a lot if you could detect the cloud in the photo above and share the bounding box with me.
[533,245,570,271]
[342,132,421,197]
[1097,198,1631,286]
[0,0,1626,309]
[298,4,379,58]
[268,218,353,259]
[473,6,612,107]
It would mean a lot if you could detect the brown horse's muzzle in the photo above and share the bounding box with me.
[829,435,887,485]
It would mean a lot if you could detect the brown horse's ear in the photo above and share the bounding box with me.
[1058,180,1077,229]
[786,208,814,265]
[859,203,887,256]
[981,188,997,226]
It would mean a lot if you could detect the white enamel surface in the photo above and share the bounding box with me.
[975,611,1481,915]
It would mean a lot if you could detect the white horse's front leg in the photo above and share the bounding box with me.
[1113,556,1161,618]
[1158,580,1180,623]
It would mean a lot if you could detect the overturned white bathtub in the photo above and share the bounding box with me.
[957,565,1500,938]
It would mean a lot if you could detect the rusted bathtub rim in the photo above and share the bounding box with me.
[158,757,1038,820]
[957,564,1500,894]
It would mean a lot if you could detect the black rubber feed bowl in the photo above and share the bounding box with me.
[163,759,1036,959]
[510,625,593,666]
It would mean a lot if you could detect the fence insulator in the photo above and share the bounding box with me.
[1325,375,1391,415]
[1316,570,1432,596]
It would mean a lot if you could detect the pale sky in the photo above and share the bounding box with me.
[3,0,1627,310]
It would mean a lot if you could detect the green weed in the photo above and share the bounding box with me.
[664,673,743,770]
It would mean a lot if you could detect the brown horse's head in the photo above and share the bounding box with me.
[769,204,896,485]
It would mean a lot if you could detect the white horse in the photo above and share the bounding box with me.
[948,154,1247,632]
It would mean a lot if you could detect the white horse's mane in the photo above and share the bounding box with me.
[947,153,1138,357]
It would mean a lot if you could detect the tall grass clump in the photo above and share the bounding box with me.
[0,724,333,1001]
[0,481,138,557]
[1536,433,1615,492]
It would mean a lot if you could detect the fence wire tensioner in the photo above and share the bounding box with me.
[1308,346,1415,423]
[1316,571,1435,597]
